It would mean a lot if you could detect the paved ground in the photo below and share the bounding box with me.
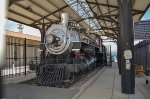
[3,84,78,99]
[77,63,150,99]
[2,62,150,99]
[3,73,36,84]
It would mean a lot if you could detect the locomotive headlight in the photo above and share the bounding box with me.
[45,34,54,44]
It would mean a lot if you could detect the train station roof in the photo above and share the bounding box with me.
[7,0,150,39]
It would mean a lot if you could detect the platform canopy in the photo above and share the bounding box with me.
[7,0,150,39]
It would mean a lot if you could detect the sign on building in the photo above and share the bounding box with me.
[134,20,150,40]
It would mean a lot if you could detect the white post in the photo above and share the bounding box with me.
[13,60,15,74]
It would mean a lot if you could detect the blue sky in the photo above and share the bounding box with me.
[141,7,150,20]
[5,20,17,32]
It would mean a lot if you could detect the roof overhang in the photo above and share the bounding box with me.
[7,0,89,30]
[85,0,150,38]
[7,0,150,39]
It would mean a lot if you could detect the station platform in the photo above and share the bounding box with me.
[75,62,150,99]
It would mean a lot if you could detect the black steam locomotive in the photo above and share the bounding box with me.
[36,13,106,86]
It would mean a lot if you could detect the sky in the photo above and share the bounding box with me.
[4,6,150,56]
[5,20,41,37]
[141,7,150,20]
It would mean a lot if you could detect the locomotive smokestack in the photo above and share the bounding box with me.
[61,13,68,27]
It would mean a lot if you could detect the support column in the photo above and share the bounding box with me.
[109,45,112,67]
[118,0,135,94]
[40,23,46,63]
[145,41,149,84]
[24,38,27,76]
[117,32,122,74]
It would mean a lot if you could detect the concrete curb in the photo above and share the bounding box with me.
[72,67,107,99]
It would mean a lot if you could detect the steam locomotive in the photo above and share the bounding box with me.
[36,13,106,86]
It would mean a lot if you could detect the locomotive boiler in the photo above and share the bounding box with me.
[36,13,105,86]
